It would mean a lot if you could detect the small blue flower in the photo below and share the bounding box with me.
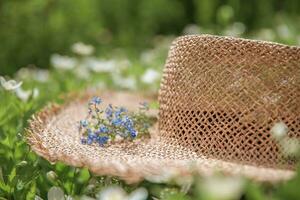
[87,133,97,145]
[122,116,134,129]
[99,125,109,133]
[114,107,127,117]
[97,136,109,146]
[112,118,122,126]
[129,128,137,138]
[80,120,88,127]
[81,138,87,144]
[105,104,113,119]
[88,133,94,138]
[80,97,149,147]
[87,138,93,145]
[90,96,102,105]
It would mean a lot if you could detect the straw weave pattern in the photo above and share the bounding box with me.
[159,35,300,169]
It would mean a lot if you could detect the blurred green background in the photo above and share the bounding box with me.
[0,0,300,75]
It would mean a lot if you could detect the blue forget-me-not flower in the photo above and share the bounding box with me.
[79,96,151,146]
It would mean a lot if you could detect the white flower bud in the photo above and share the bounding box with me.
[270,122,288,140]
[17,161,28,167]
[46,171,58,182]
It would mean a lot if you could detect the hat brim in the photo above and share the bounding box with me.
[27,91,295,183]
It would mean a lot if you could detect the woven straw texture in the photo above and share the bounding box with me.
[159,35,300,169]
[27,35,300,183]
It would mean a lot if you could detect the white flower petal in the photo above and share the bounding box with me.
[141,69,160,84]
[72,42,94,56]
[47,186,65,200]
[15,87,39,102]
[127,188,148,200]
[35,69,49,82]
[0,76,6,85]
[0,76,23,91]
[112,74,136,90]
[15,87,31,101]
[182,24,202,35]
[51,54,77,70]
[97,186,127,200]
[33,88,39,98]
[145,168,179,183]
[16,68,50,83]
[200,176,245,200]
[34,195,43,200]
[65,195,74,200]
[271,122,288,140]
[86,58,116,73]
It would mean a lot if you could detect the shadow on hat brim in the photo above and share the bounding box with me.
[26,91,295,183]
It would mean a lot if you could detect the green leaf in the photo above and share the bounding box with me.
[77,168,90,183]
[0,180,10,193]
[0,167,9,193]
[277,167,300,200]
[244,182,266,200]
[26,182,36,200]
[8,167,16,183]
[0,167,4,182]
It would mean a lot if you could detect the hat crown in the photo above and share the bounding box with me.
[158,35,300,169]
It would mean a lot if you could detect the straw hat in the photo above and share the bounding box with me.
[27,35,300,183]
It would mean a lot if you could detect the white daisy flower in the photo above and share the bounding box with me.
[127,188,148,200]
[85,58,116,73]
[15,87,39,102]
[97,186,127,200]
[51,54,77,70]
[0,76,23,91]
[71,42,94,56]
[141,69,160,84]
[16,68,49,83]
